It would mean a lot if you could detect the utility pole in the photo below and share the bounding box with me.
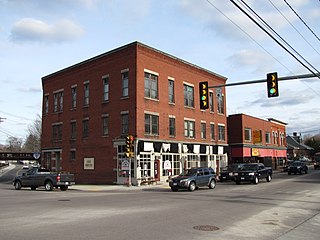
[0,117,6,124]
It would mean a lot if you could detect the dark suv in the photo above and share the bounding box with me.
[168,167,217,192]
[288,161,308,175]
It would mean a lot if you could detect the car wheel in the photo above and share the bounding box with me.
[15,181,22,190]
[305,170,308,174]
[209,179,216,189]
[171,187,178,192]
[299,170,302,175]
[253,177,259,184]
[45,181,53,191]
[266,174,272,182]
[188,181,196,192]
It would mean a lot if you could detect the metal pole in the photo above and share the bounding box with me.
[209,73,320,88]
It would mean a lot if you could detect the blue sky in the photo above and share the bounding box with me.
[0,0,319,145]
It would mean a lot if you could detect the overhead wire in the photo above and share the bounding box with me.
[230,0,320,80]
[283,0,320,43]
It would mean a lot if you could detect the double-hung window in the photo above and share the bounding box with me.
[103,75,109,101]
[218,124,225,141]
[201,122,206,139]
[244,128,252,141]
[168,79,175,103]
[122,71,128,97]
[144,71,158,100]
[184,84,194,108]
[184,119,195,138]
[145,113,159,135]
[169,116,176,137]
[71,86,77,109]
[84,82,89,106]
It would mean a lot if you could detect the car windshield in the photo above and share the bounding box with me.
[180,168,197,176]
[291,161,302,166]
[241,164,258,171]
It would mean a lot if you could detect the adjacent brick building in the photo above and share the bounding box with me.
[41,42,228,184]
[227,114,287,169]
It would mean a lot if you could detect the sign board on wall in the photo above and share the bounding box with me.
[253,130,262,144]
[84,157,95,170]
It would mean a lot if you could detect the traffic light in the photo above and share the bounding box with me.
[125,135,134,158]
[267,72,279,98]
[199,81,209,109]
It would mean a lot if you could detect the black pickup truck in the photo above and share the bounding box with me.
[13,167,75,191]
[233,163,272,185]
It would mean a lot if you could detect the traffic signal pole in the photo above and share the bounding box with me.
[209,73,320,89]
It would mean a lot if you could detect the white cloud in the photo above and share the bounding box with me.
[10,18,84,43]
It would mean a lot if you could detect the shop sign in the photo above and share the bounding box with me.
[164,160,171,170]
[84,157,95,170]
[121,160,130,170]
[252,148,260,157]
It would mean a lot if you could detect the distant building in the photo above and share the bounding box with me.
[227,114,287,169]
[286,132,314,160]
[41,42,228,184]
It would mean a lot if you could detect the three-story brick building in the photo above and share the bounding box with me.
[41,42,228,184]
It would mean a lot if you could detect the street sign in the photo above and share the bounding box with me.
[121,160,130,170]
[33,152,41,160]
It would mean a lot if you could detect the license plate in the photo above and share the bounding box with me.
[173,183,177,186]
[241,177,245,180]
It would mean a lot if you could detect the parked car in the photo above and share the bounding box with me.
[288,161,308,175]
[233,163,272,185]
[283,160,293,172]
[13,167,75,191]
[168,167,217,192]
[219,163,243,182]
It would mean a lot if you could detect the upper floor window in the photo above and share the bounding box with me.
[71,86,77,109]
[103,75,109,101]
[145,113,159,135]
[70,121,76,140]
[102,115,109,136]
[52,123,62,142]
[184,84,194,108]
[168,79,175,103]
[217,93,224,114]
[244,128,252,141]
[201,122,206,139]
[84,82,89,106]
[53,91,63,113]
[121,112,129,135]
[265,132,271,144]
[144,71,158,100]
[122,71,128,97]
[44,95,49,114]
[218,124,225,141]
[210,123,215,140]
[169,117,176,137]
[184,120,195,138]
[82,119,89,138]
[209,92,214,112]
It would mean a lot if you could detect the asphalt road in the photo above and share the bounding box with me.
[1,164,320,240]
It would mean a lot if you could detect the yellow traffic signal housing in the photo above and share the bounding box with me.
[125,135,134,158]
[267,72,279,98]
[199,81,209,109]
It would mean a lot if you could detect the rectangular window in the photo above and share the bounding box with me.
[209,92,214,112]
[144,71,158,99]
[184,84,194,108]
[82,119,89,138]
[184,120,195,138]
[103,75,109,101]
[102,115,109,136]
[71,87,77,109]
[70,150,76,161]
[122,71,128,97]
[70,121,76,140]
[52,124,62,142]
[121,113,129,135]
[145,114,159,135]
[201,122,206,139]
[84,82,89,106]
[44,95,49,114]
[169,117,176,136]
[53,91,63,113]
[266,132,271,143]
[218,125,225,141]
[168,79,175,103]
[244,128,252,141]
[217,94,224,114]
[210,123,215,140]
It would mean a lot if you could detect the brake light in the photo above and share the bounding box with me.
[57,174,61,182]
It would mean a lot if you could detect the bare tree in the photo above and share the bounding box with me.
[23,114,42,152]
[6,136,23,152]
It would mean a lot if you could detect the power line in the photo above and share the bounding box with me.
[230,0,320,80]
[283,0,320,43]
